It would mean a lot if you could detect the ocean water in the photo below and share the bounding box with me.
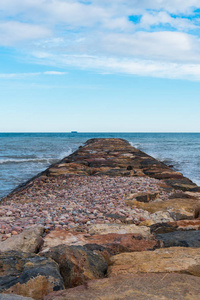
[0,132,200,199]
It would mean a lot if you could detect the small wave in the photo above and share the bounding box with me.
[0,148,73,165]
[58,148,73,159]
[0,158,55,165]
[129,142,140,148]
[1,154,37,159]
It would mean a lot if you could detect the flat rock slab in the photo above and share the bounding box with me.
[41,230,157,254]
[108,247,200,277]
[0,251,64,300]
[156,230,200,247]
[44,273,200,300]
[88,223,152,238]
[0,225,44,253]
[41,245,107,288]
[126,198,200,220]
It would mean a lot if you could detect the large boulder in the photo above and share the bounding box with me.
[156,230,200,248]
[108,247,200,277]
[0,251,64,300]
[41,230,157,255]
[0,225,44,253]
[44,273,200,300]
[41,245,107,288]
[82,233,157,254]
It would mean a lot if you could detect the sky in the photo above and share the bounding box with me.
[0,0,200,132]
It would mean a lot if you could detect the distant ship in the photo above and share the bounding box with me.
[71,131,78,133]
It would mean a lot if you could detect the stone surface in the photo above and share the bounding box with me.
[0,225,44,253]
[88,223,152,238]
[0,251,64,300]
[41,230,156,254]
[108,247,200,277]
[126,198,200,220]
[156,230,200,247]
[41,245,107,288]
[44,273,200,300]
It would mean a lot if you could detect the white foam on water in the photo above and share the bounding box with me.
[0,158,55,164]
[58,147,73,160]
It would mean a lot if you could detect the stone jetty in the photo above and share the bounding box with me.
[1,138,200,299]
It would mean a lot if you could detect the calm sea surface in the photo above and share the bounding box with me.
[0,133,200,199]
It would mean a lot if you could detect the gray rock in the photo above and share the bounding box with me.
[156,230,200,247]
[0,251,64,300]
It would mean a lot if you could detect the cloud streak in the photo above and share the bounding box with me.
[0,71,67,79]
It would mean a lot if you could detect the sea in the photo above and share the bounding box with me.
[0,132,200,199]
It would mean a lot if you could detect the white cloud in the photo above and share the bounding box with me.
[0,21,51,46]
[140,11,198,30]
[0,0,199,30]
[33,31,200,63]
[1,0,200,80]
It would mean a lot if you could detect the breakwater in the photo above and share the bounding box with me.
[1,138,200,299]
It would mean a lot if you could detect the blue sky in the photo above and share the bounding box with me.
[0,0,200,132]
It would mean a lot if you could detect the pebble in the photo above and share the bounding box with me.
[0,175,171,240]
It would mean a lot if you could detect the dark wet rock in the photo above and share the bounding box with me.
[151,219,200,234]
[169,192,198,199]
[156,230,200,248]
[126,191,160,203]
[0,251,64,300]
[163,178,200,192]
[44,273,200,300]
[41,245,108,288]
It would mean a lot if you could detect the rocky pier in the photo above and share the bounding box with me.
[1,138,200,299]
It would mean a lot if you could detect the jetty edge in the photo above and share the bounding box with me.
[3,137,199,199]
[1,138,200,299]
